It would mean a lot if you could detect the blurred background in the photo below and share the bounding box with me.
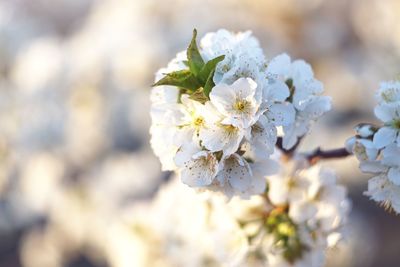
[0,0,399,266]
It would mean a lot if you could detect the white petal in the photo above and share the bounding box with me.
[200,124,244,156]
[247,175,267,195]
[249,117,277,157]
[267,103,295,126]
[180,151,218,187]
[150,125,180,171]
[291,60,314,83]
[150,103,185,126]
[355,124,376,138]
[378,81,400,103]
[252,158,280,176]
[209,83,236,115]
[267,53,291,76]
[359,161,387,173]
[374,104,394,123]
[230,77,258,98]
[282,124,298,150]
[373,127,397,149]
[150,85,179,105]
[365,175,389,202]
[361,140,379,160]
[174,142,201,167]
[345,137,356,153]
[221,154,252,193]
[267,176,289,205]
[382,145,400,166]
[289,201,317,223]
[264,79,290,102]
[388,168,400,186]
[301,96,332,118]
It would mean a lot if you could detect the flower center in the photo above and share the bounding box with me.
[287,177,297,189]
[234,99,250,112]
[393,119,400,129]
[381,89,399,102]
[193,116,204,127]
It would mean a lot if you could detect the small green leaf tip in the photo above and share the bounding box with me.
[187,29,205,76]
[152,29,225,101]
[152,69,201,91]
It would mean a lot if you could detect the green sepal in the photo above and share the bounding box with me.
[199,55,225,83]
[203,69,216,97]
[187,29,205,76]
[152,69,201,91]
[152,29,223,100]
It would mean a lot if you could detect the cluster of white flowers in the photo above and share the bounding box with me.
[346,80,400,213]
[150,29,331,197]
[123,160,350,267]
[149,29,354,267]
[119,178,249,267]
[266,54,332,149]
[260,159,350,267]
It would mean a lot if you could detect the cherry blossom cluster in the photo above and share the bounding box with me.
[346,80,400,213]
[126,160,350,267]
[150,29,331,197]
[149,29,353,267]
[261,158,350,267]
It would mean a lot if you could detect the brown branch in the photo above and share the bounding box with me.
[276,137,352,163]
[276,136,302,156]
[306,147,351,164]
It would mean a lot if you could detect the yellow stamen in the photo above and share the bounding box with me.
[193,116,204,127]
[234,99,250,111]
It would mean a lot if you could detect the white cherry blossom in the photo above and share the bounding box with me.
[210,154,278,198]
[382,144,400,185]
[267,160,350,227]
[150,51,187,170]
[260,77,297,138]
[200,121,245,157]
[376,80,400,104]
[211,153,253,197]
[200,29,266,87]
[373,103,400,148]
[210,77,262,129]
[266,53,331,149]
[365,174,400,213]
[348,88,400,213]
[174,142,219,187]
[177,94,218,143]
[243,114,277,159]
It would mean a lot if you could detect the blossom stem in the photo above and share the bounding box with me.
[275,137,302,156]
[306,147,351,164]
[276,137,352,163]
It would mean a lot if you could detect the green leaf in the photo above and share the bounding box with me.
[203,69,216,98]
[152,69,201,91]
[199,55,225,83]
[189,87,208,104]
[187,29,205,76]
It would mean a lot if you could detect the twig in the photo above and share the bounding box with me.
[276,137,302,156]
[306,147,351,164]
[276,137,352,163]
